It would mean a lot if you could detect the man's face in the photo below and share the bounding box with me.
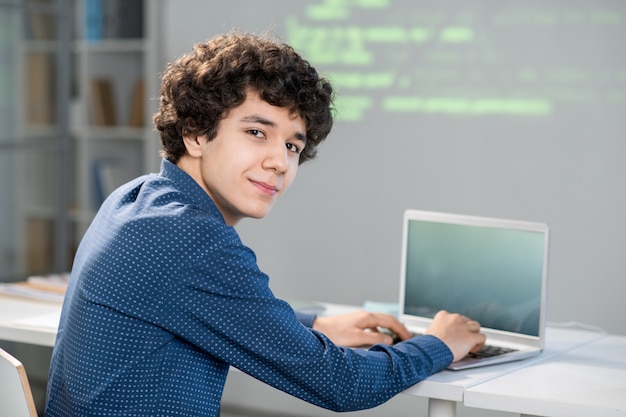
[188,91,306,225]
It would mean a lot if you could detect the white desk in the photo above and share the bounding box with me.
[318,303,607,417]
[0,296,619,417]
[464,334,626,417]
[402,326,605,417]
[0,296,60,347]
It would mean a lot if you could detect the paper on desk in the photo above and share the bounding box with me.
[0,282,65,302]
[27,273,70,289]
[0,273,69,303]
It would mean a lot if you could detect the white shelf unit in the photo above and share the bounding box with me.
[72,0,159,240]
[12,0,71,276]
[8,0,160,274]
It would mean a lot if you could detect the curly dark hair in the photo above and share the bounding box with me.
[154,32,335,164]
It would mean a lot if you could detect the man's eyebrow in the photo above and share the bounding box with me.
[294,132,307,144]
[240,115,275,126]
[240,115,307,143]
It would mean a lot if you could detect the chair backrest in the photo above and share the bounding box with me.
[0,347,38,417]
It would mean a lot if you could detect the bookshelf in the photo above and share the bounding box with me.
[72,0,160,240]
[3,0,160,277]
[8,0,73,278]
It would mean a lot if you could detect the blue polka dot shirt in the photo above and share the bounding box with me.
[45,159,453,416]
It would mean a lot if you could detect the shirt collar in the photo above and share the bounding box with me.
[158,158,226,224]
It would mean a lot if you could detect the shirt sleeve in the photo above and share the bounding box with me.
[294,311,316,328]
[155,224,454,412]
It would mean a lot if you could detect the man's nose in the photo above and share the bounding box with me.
[263,142,289,174]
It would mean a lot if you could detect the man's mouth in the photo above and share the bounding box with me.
[251,180,279,196]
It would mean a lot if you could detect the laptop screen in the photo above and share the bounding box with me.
[402,213,548,337]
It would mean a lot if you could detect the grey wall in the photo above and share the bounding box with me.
[160,0,626,336]
[0,10,18,276]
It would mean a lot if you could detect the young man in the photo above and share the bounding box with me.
[45,32,484,416]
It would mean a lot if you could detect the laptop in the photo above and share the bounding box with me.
[398,209,550,370]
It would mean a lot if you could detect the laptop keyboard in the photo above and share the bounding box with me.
[389,332,518,360]
[466,344,517,359]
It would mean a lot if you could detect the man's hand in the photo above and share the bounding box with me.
[425,310,487,362]
[313,311,413,347]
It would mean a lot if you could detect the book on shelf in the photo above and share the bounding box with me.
[26,217,54,274]
[84,0,103,40]
[103,0,144,39]
[84,0,144,40]
[25,52,56,125]
[128,79,145,127]
[90,78,117,126]
[0,273,69,303]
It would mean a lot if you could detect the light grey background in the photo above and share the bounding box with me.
[0,10,18,276]
[156,0,626,341]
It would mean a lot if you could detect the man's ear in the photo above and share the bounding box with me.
[182,134,203,157]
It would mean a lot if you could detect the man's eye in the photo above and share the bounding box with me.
[286,143,301,154]
[248,129,265,138]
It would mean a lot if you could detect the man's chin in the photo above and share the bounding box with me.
[246,205,275,221]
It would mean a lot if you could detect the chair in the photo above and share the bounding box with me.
[0,347,38,417]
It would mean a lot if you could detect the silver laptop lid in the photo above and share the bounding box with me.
[399,210,550,348]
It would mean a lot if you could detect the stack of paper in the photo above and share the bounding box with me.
[0,273,69,303]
